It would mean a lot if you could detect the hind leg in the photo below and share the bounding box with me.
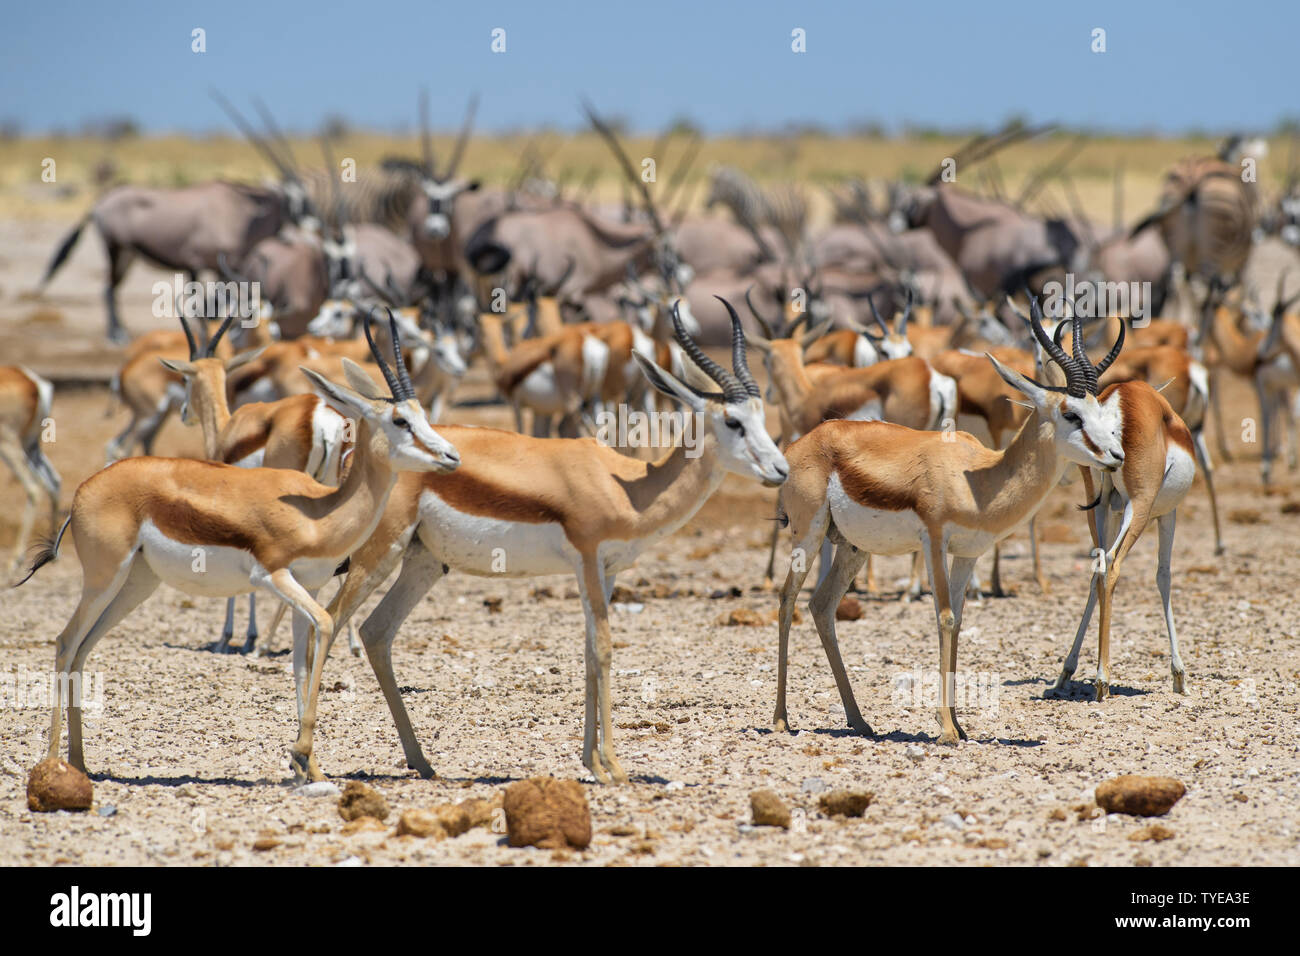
[1156,511,1188,694]
[1192,430,1224,555]
[808,543,871,733]
[66,558,160,770]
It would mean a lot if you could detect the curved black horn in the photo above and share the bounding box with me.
[743,285,779,340]
[364,307,405,400]
[672,300,742,399]
[718,297,761,399]
[387,309,416,400]
[1093,315,1126,381]
[1023,293,1079,393]
[866,292,890,340]
[178,312,200,360]
[205,313,236,358]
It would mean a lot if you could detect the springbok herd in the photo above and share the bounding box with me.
[6,102,1300,789]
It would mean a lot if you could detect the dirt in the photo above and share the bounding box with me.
[0,221,1299,867]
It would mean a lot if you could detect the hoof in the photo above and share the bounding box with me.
[409,761,436,779]
[1171,671,1188,695]
[936,730,962,746]
[849,719,874,737]
[773,715,789,733]
[1094,680,1110,701]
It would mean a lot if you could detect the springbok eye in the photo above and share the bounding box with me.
[392,415,408,428]
[1062,411,1081,426]
[725,418,745,435]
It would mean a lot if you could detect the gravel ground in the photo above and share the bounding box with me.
[1,223,1298,867]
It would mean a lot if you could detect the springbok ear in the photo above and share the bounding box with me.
[158,357,196,376]
[300,366,371,417]
[986,352,1046,404]
[225,346,268,372]
[339,357,388,401]
[632,352,706,412]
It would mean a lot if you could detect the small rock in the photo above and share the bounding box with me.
[252,836,282,851]
[27,758,93,813]
[819,790,873,818]
[1095,776,1185,817]
[750,790,791,829]
[294,781,341,799]
[715,608,765,627]
[340,816,388,836]
[1128,824,1176,843]
[335,855,364,867]
[395,808,449,840]
[96,804,117,818]
[835,597,863,621]
[457,796,501,830]
[940,812,965,831]
[906,744,925,763]
[338,781,389,822]
[503,777,592,849]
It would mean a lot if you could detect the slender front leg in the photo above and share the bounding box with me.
[1048,469,1106,696]
[577,557,627,784]
[774,505,826,733]
[216,597,237,653]
[265,569,331,783]
[922,529,965,744]
[1096,500,1148,701]
[1155,511,1188,694]
[808,543,871,733]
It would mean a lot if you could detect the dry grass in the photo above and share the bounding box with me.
[0,131,1283,224]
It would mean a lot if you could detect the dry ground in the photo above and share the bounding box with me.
[1,214,1298,867]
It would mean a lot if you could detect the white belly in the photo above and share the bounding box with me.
[417,490,576,576]
[515,364,569,414]
[139,520,259,597]
[826,473,924,556]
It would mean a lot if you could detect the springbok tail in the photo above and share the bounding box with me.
[14,514,71,587]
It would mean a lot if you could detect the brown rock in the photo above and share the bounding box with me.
[251,836,282,851]
[338,781,389,822]
[750,789,791,828]
[27,758,93,812]
[1095,776,1185,817]
[503,777,591,849]
[395,808,449,839]
[1128,824,1176,843]
[458,796,501,830]
[835,597,863,621]
[819,789,873,818]
[340,816,388,836]
[715,608,765,627]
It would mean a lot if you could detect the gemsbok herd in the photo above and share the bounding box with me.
[7,110,1295,786]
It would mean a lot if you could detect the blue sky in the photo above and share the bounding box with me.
[2,0,1294,136]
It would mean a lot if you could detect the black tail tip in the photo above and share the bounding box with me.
[12,540,58,588]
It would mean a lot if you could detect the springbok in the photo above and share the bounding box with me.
[158,315,351,654]
[1038,315,1196,701]
[0,367,60,578]
[289,302,787,784]
[19,312,460,782]
[770,298,1124,743]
